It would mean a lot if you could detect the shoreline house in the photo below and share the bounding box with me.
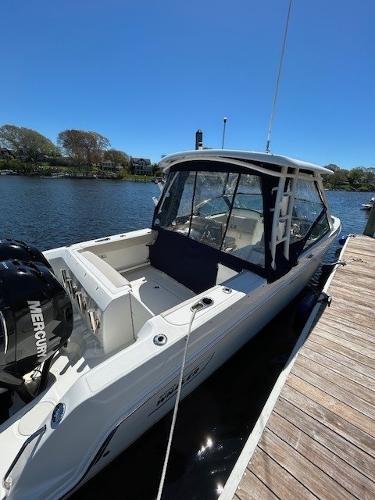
[0,148,15,160]
[131,157,153,175]
[100,160,122,171]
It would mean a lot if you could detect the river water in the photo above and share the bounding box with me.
[0,176,373,500]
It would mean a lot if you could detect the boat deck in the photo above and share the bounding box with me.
[122,264,194,315]
[221,235,375,500]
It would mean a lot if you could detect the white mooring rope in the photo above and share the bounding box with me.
[156,307,198,500]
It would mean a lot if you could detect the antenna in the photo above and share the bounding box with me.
[221,117,228,149]
[265,0,293,154]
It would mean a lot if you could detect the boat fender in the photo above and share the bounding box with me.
[317,292,332,307]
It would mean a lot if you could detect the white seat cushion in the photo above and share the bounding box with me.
[80,251,130,288]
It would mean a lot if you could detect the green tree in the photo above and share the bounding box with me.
[347,167,364,187]
[103,149,130,168]
[57,129,110,166]
[326,167,349,188]
[0,124,59,162]
[362,167,375,188]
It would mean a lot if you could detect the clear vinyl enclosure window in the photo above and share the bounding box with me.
[155,170,265,268]
[222,174,264,266]
[291,179,329,248]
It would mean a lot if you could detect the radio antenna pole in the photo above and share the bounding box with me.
[265,0,293,154]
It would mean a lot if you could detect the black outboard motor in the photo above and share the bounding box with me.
[0,239,51,269]
[0,258,73,396]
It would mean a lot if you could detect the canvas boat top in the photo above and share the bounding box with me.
[159,149,333,175]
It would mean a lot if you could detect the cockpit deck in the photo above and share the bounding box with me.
[121,264,194,315]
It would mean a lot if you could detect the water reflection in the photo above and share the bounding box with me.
[216,483,224,495]
[197,436,214,459]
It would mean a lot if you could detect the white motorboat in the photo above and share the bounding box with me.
[361,196,375,210]
[0,170,16,176]
[0,150,340,499]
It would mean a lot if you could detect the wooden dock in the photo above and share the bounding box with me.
[221,235,375,500]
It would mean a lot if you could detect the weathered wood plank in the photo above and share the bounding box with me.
[296,354,375,404]
[332,289,374,318]
[323,305,375,329]
[336,268,375,287]
[292,362,375,419]
[274,397,375,482]
[258,429,354,500]
[314,322,375,353]
[347,240,375,253]
[331,272,375,291]
[267,412,375,499]
[329,284,375,307]
[312,328,375,361]
[306,336,375,372]
[348,237,375,251]
[248,447,315,499]
[282,384,375,458]
[236,469,278,500]
[345,246,375,258]
[333,275,375,297]
[318,316,375,345]
[287,374,375,438]
[306,339,375,380]
[301,346,375,392]
[344,256,375,270]
[324,299,375,325]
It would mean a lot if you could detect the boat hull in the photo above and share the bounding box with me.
[1,219,340,500]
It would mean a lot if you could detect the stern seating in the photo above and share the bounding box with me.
[80,251,130,288]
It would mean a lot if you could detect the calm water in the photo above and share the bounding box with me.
[0,176,373,500]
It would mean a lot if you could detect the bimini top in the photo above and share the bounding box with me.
[159,149,333,175]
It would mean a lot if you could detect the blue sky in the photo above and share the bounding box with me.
[1,0,374,167]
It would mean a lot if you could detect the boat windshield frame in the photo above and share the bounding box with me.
[152,159,330,283]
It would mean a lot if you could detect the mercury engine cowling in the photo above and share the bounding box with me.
[0,258,73,391]
[0,238,51,269]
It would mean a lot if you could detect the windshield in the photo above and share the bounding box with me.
[155,169,265,268]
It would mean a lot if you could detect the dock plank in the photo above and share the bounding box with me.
[295,354,375,405]
[287,374,375,437]
[317,316,375,345]
[306,335,375,371]
[258,429,354,500]
[236,470,278,500]
[282,383,375,458]
[313,327,375,359]
[274,397,375,482]
[248,447,316,499]
[267,412,375,499]
[300,346,375,394]
[305,339,375,381]
[226,236,375,500]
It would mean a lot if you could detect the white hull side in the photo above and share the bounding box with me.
[2,221,339,500]
[80,237,329,489]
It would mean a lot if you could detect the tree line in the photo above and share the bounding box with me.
[1,123,373,189]
[0,124,130,169]
[323,164,375,191]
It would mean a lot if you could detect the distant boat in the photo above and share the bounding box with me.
[40,173,66,179]
[361,196,375,210]
[0,169,16,175]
